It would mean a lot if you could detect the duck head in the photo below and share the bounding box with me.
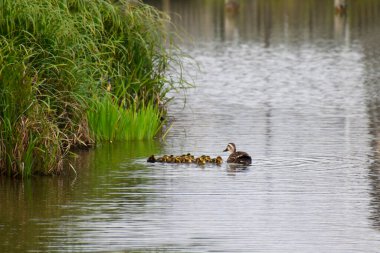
[223,143,236,153]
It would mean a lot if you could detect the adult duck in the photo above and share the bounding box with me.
[223,143,252,165]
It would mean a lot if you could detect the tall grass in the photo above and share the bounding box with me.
[0,0,187,177]
[0,37,71,176]
[87,93,164,141]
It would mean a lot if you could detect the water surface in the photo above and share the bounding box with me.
[1,0,380,252]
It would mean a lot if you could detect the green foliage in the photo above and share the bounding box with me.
[87,93,164,141]
[0,0,187,176]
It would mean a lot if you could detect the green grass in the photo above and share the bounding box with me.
[87,93,164,141]
[0,0,188,177]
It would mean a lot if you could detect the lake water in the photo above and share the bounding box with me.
[1,0,380,252]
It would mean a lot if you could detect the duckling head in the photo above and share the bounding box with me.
[223,143,236,153]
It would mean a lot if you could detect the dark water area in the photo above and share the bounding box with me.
[2,0,380,252]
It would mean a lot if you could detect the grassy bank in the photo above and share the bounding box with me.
[0,0,186,177]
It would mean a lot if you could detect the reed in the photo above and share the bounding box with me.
[0,0,187,176]
[87,93,164,141]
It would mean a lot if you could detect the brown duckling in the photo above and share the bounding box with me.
[223,143,252,165]
[174,156,182,163]
[156,155,166,163]
[159,155,169,163]
[147,155,156,163]
[199,155,211,163]
[215,156,223,165]
[195,157,206,165]
[211,156,223,165]
[183,156,193,163]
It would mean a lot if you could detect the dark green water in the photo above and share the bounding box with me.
[2,0,380,252]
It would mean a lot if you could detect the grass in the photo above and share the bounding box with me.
[87,93,164,141]
[0,0,188,177]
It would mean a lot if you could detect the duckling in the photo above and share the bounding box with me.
[215,156,223,165]
[166,155,174,163]
[188,155,196,163]
[181,156,190,163]
[181,156,192,163]
[199,155,211,163]
[174,156,182,163]
[210,156,223,164]
[180,154,190,163]
[223,143,252,165]
[195,157,206,165]
[156,155,166,163]
[147,155,156,163]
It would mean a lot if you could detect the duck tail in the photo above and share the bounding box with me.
[238,155,252,165]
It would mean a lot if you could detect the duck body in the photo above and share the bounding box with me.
[223,143,252,165]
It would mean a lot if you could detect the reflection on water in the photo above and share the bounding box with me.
[2,0,380,252]
[367,92,380,231]
[0,142,162,252]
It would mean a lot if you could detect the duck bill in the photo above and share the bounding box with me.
[223,148,228,152]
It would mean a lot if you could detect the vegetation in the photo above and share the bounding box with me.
[87,94,164,141]
[0,0,186,177]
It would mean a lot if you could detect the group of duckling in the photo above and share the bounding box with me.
[147,153,223,166]
[147,143,252,167]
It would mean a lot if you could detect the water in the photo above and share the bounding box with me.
[2,0,380,252]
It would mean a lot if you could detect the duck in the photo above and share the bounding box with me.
[223,143,252,165]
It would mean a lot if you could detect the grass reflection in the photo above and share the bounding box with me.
[0,141,162,252]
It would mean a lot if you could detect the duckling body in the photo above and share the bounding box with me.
[223,143,252,165]
[195,157,206,165]
[174,156,182,163]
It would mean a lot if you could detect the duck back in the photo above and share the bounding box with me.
[227,151,252,165]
